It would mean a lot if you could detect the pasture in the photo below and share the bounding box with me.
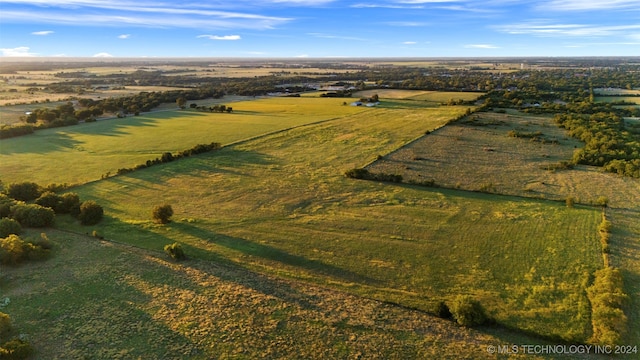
[4,90,635,352]
[0,229,557,359]
[368,111,640,208]
[50,96,604,342]
[0,96,368,185]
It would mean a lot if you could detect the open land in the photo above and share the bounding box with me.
[1,59,639,359]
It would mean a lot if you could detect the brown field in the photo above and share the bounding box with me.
[367,111,640,209]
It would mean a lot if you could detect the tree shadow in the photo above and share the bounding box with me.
[0,132,85,155]
[107,147,277,185]
[173,222,381,286]
[97,216,326,311]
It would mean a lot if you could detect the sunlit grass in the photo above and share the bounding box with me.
[57,100,603,341]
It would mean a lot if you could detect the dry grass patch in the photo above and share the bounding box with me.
[367,112,640,208]
[0,229,556,359]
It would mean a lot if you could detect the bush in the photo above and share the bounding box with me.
[596,196,609,208]
[10,204,55,227]
[565,196,575,208]
[449,295,487,327]
[587,267,628,345]
[344,168,371,179]
[4,183,40,202]
[0,312,10,337]
[0,338,33,359]
[0,195,15,219]
[57,193,81,216]
[0,235,26,265]
[78,201,103,225]
[164,242,186,261]
[0,219,21,238]
[35,191,61,210]
[152,204,174,224]
[435,301,452,319]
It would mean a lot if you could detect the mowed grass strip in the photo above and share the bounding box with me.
[2,229,558,359]
[0,96,367,185]
[58,102,603,341]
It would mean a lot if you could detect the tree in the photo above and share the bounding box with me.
[449,295,488,327]
[176,97,187,109]
[5,182,41,201]
[35,192,61,210]
[0,218,21,238]
[10,204,55,228]
[153,204,174,224]
[78,201,103,225]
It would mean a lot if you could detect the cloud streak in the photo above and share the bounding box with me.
[0,1,292,30]
[31,30,54,35]
[540,0,640,11]
[197,34,241,40]
[496,22,640,37]
[0,46,37,56]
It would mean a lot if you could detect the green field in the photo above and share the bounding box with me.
[45,97,604,342]
[0,97,368,185]
[0,92,623,356]
[1,229,558,359]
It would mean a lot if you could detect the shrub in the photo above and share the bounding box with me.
[344,168,371,179]
[0,338,33,359]
[35,191,61,210]
[0,235,26,265]
[587,267,628,345]
[565,196,575,208]
[164,242,186,261]
[152,204,174,224]
[0,312,10,337]
[598,219,612,234]
[10,204,55,227]
[596,196,609,208]
[77,201,103,225]
[435,301,452,319]
[0,219,21,238]
[4,183,40,202]
[57,193,81,216]
[449,295,487,327]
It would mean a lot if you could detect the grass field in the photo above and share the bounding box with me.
[48,98,605,342]
[2,91,632,355]
[0,96,368,185]
[368,111,640,208]
[594,96,640,105]
[1,229,567,359]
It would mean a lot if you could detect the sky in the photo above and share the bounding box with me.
[0,0,639,58]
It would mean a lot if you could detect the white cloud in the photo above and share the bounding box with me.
[93,52,114,57]
[0,46,37,56]
[295,54,309,57]
[118,34,131,39]
[540,0,640,11]
[0,1,292,30]
[31,30,54,35]
[403,41,417,44]
[464,44,499,49]
[495,22,640,37]
[307,33,368,41]
[386,21,428,27]
[197,34,241,40]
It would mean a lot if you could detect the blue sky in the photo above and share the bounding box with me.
[0,0,639,58]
